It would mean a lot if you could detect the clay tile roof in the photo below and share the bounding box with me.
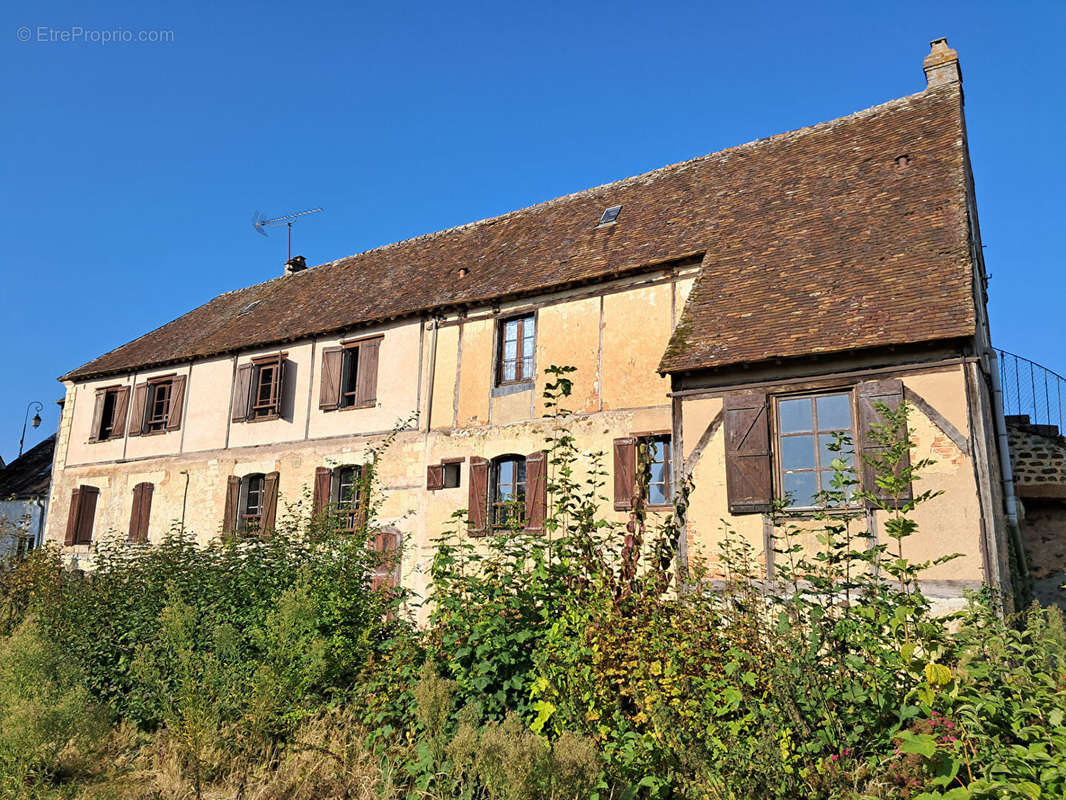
[660,85,975,373]
[61,83,975,382]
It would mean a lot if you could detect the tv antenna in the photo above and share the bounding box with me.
[251,207,323,261]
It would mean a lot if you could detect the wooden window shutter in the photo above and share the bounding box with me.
[223,475,240,533]
[724,391,772,514]
[426,464,445,491]
[468,457,489,535]
[370,527,402,590]
[74,486,99,545]
[165,376,187,431]
[64,487,81,545]
[232,364,253,422]
[128,482,153,542]
[613,437,637,510]
[857,379,912,509]
[525,450,548,532]
[260,471,280,536]
[312,467,332,517]
[88,390,107,443]
[128,383,148,437]
[319,348,344,410]
[355,340,380,407]
[111,387,130,438]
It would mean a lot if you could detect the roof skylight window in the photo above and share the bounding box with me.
[597,205,622,226]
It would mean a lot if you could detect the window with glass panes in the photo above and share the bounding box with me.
[240,474,266,532]
[496,314,535,385]
[639,435,672,506]
[251,361,280,418]
[491,455,526,527]
[775,393,855,507]
[146,381,172,432]
[333,465,362,533]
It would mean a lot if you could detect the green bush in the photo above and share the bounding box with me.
[0,616,108,794]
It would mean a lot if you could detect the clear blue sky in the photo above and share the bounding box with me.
[2,0,1064,462]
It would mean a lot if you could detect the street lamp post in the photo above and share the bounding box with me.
[17,401,43,459]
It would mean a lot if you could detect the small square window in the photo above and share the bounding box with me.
[443,462,461,489]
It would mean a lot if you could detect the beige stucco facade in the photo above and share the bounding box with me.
[45,266,691,603]
[44,257,1011,609]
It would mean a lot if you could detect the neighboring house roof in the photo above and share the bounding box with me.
[61,81,974,383]
[0,435,55,499]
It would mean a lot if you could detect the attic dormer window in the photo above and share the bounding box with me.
[597,205,622,226]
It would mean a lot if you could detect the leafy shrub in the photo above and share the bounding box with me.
[0,616,108,794]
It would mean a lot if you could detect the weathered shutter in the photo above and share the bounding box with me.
[65,487,81,545]
[857,379,912,509]
[370,527,402,590]
[111,387,130,438]
[88,390,107,443]
[724,391,773,514]
[270,358,285,417]
[613,437,637,510]
[128,482,154,542]
[223,475,240,533]
[128,383,148,437]
[319,348,343,410]
[525,450,548,531]
[468,457,489,535]
[426,464,445,491]
[260,471,280,536]
[165,376,187,431]
[312,467,332,517]
[355,340,380,407]
[74,486,99,545]
[232,364,253,422]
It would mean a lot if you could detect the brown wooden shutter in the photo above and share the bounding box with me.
[64,487,81,545]
[111,387,130,438]
[857,379,912,509]
[232,364,253,422]
[426,464,445,491]
[355,340,380,407]
[319,348,343,410]
[223,475,240,533]
[525,450,548,531]
[468,457,489,535]
[128,383,148,437]
[724,391,773,514]
[165,376,187,431]
[260,471,280,536]
[312,467,332,516]
[613,437,637,510]
[269,359,284,417]
[88,390,107,443]
[370,527,402,590]
[74,486,99,545]
[128,482,153,542]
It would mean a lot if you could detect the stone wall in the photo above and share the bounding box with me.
[1006,416,1066,607]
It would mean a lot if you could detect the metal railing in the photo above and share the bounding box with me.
[995,348,1066,431]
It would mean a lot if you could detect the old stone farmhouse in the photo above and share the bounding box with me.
[44,40,1023,608]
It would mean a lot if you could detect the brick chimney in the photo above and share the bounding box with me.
[923,37,961,89]
[284,255,307,276]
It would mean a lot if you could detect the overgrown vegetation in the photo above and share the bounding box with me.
[0,367,1062,799]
